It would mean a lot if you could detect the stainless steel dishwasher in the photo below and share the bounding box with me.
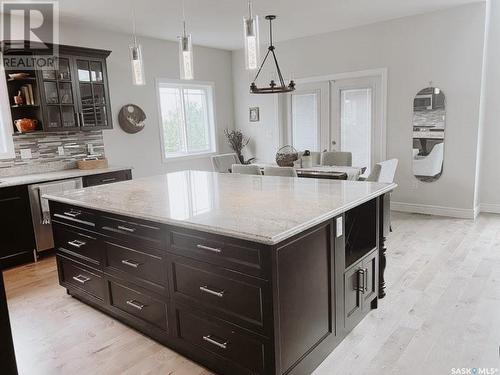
[28,177,83,256]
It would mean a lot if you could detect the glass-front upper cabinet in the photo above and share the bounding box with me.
[75,57,110,129]
[40,56,78,130]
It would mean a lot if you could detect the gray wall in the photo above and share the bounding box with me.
[232,3,486,217]
[58,23,234,178]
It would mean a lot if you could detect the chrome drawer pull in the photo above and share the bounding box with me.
[67,239,86,248]
[196,244,222,254]
[364,268,369,292]
[121,259,141,268]
[126,299,145,311]
[64,210,82,218]
[199,285,225,298]
[117,225,136,233]
[202,335,228,350]
[101,178,117,183]
[72,274,90,284]
[356,269,365,293]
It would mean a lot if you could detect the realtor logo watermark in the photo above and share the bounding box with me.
[451,368,499,375]
[1,1,59,69]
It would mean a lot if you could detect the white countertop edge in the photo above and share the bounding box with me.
[0,166,133,188]
[44,182,397,245]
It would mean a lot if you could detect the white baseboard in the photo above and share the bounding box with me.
[391,202,476,219]
[479,203,500,214]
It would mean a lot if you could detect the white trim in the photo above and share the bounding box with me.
[479,203,500,214]
[155,78,217,164]
[0,59,15,160]
[391,201,475,219]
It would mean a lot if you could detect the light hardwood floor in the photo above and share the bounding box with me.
[4,212,500,375]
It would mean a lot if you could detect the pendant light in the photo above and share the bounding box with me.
[129,2,146,86]
[179,0,194,80]
[243,0,260,70]
[250,15,295,94]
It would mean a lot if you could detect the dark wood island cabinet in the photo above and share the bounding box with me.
[45,172,395,375]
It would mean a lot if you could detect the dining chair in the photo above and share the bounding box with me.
[321,151,353,166]
[363,159,399,183]
[231,164,262,175]
[263,166,298,177]
[211,153,240,173]
[413,143,444,177]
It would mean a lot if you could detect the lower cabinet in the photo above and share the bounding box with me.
[0,186,35,269]
[344,249,379,331]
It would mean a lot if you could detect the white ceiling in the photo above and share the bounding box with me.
[56,0,484,50]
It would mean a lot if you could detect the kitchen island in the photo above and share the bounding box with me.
[44,171,395,375]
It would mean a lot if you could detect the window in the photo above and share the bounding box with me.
[290,92,319,151]
[157,80,216,160]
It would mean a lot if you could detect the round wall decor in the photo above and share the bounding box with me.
[118,104,146,134]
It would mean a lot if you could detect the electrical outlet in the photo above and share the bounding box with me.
[57,146,64,156]
[20,149,32,160]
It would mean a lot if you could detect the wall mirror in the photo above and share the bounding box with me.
[412,87,445,182]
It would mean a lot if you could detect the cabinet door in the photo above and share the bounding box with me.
[344,262,364,331]
[73,57,112,130]
[362,251,378,312]
[40,55,79,131]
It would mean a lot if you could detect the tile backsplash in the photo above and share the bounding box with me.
[0,131,105,177]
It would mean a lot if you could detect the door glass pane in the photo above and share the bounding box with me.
[61,107,76,127]
[291,93,319,151]
[90,61,103,82]
[42,70,56,80]
[58,82,73,104]
[94,106,108,126]
[46,106,61,128]
[184,88,210,152]
[159,87,184,154]
[81,107,96,127]
[77,60,91,82]
[44,82,58,104]
[58,58,71,80]
[79,83,93,106]
[92,84,105,105]
[340,88,372,173]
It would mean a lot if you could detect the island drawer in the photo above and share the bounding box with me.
[82,170,131,187]
[51,202,97,230]
[170,255,269,334]
[104,240,167,293]
[167,228,268,279]
[53,223,102,266]
[100,215,163,249]
[174,305,267,375]
[57,255,105,301]
[109,280,168,331]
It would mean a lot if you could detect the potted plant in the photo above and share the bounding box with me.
[224,129,254,164]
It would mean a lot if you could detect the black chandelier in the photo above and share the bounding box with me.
[250,15,295,94]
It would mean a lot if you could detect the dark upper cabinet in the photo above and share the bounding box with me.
[2,42,113,133]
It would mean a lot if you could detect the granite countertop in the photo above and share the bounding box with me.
[0,165,132,188]
[44,170,396,245]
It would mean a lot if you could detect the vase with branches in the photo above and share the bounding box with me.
[224,129,254,164]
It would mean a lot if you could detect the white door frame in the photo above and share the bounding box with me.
[277,68,387,161]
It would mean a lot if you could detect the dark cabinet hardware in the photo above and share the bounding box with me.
[199,285,225,298]
[67,239,86,248]
[117,225,136,233]
[121,259,141,268]
[126,299,145,311]
[72,274,90,284]
[196,244,222,254]
[364,267,369,293]
[202,334,229,350]
[356,268,365,293]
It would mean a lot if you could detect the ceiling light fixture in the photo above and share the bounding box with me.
[243,0,260,70]
[129,2,146,86]
[179,0,194,80]
[250,15,294,94]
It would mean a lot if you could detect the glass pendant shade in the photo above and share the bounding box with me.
[129,42,146,86]
[179,33,194,80]
[243,12,260,70]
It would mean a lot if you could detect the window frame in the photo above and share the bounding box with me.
[155,78,217,162]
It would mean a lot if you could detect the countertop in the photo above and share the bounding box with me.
[44,170,396,245]
[0,165,132,188]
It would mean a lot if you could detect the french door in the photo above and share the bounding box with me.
[285,75,384,174]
